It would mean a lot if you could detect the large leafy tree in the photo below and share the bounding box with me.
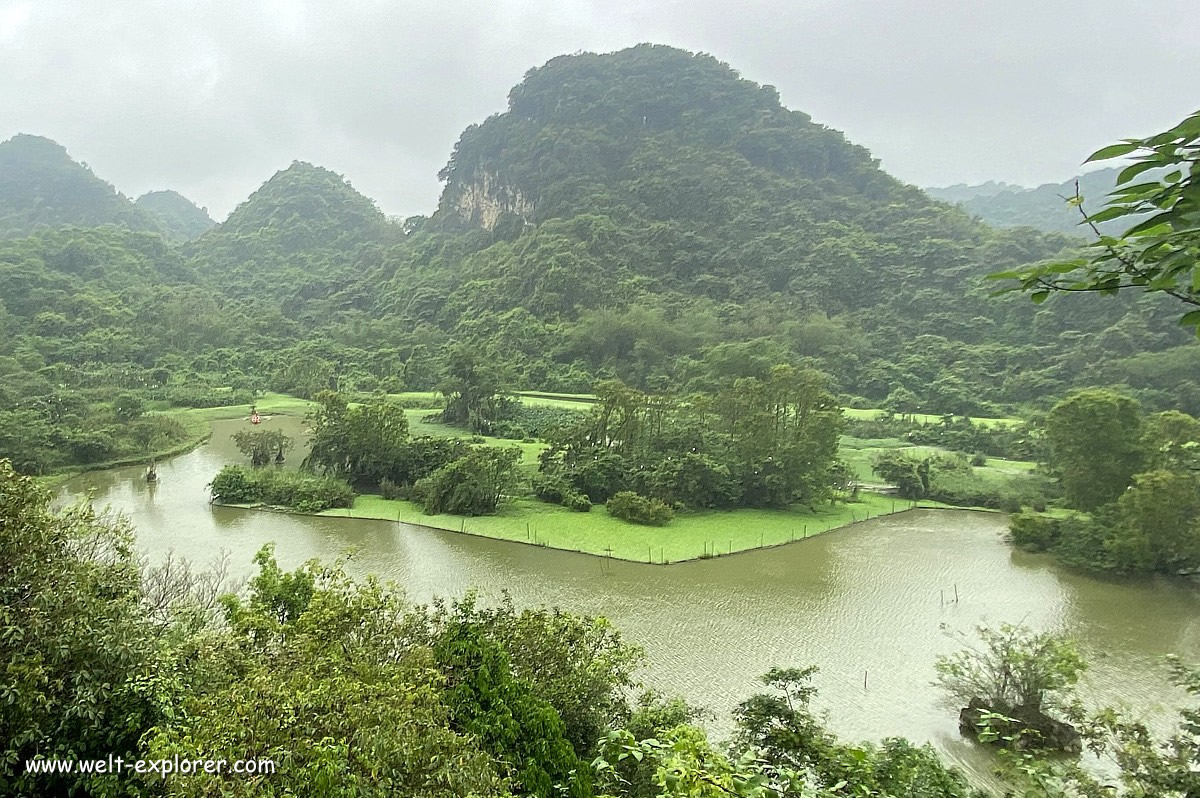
[1045,388,1145,511]
[439,343,506,433]
[150,549,508,798]
[305,392,411,486]
[0,460,162,796]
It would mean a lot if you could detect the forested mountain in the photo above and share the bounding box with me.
[0,134,161,238]
[135,189,215,241]
[1,44,1199,475]
[926,167,1146,235]
[187,161,398,300]
[368,45,1199,413]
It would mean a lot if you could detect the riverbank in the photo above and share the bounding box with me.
[300,491,923,563]
[37,393,317,488]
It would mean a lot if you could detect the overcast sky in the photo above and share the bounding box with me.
[2,0,1196,221]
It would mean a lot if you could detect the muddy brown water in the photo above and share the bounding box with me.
[61,417,1200,780]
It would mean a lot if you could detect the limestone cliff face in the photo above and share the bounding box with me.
[451,171,533,230]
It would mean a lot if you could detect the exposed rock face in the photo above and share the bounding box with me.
[452,171,533,230]
[959,697,1082,754]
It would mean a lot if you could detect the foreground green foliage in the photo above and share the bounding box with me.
[936,624,1085,753]
[994,109,1200,326]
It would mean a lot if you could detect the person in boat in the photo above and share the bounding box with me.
[146,459,158,482]
[249,404,261,425]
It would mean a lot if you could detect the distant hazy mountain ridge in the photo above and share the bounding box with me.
[926,167,1149,235]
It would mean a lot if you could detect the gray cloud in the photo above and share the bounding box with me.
[2,0,1196,220]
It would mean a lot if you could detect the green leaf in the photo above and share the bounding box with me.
[1116,160,1160,185]
[1085,141,1140,162]
[1031,291,1050,305]
[1085,206,1134,224]
[1123,213,1175,237]
[1179,310,1200,327]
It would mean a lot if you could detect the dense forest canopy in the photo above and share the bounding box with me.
[1,44,1199,478]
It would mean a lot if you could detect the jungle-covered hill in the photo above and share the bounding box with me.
[1,44,1198,440]
[366,45,1197,412]
[0,134,161,238]
[135,190,215,242]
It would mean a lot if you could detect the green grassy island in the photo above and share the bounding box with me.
[200,386,1042,564]
[321,491,914,563]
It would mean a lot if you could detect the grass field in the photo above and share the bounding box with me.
[318,491,917,562]
[403,410,546,467]
[842,408,1023,428]
[838,435,1038,484]
[515,390,597,403]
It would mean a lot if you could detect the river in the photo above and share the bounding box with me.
[61,416,1200,778]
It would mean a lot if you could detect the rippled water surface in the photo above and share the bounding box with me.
[63,417,1200,776]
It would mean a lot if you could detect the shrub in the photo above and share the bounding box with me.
[533,471,573,504]
[209,465,354,512]
[971,452,988,467]
[379,477,401,500]
[1009,512,1062,552]
[568,452,630,503]
[113,392,145,421]
[209,465,258,504]
[416,446,521,516]
[388,437,473,486]
[490,404,586,440]
[606,491,673,526]
[164,385,256,408]
[534,471,592,512]
[635,453,739,509]
[927,471,1054,511]
[564,492,592,512]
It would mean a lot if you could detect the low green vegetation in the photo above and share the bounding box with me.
[209,464,353,512]
[321,492,904,562]
[605,491,675,526]
[870,449,1053,512]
